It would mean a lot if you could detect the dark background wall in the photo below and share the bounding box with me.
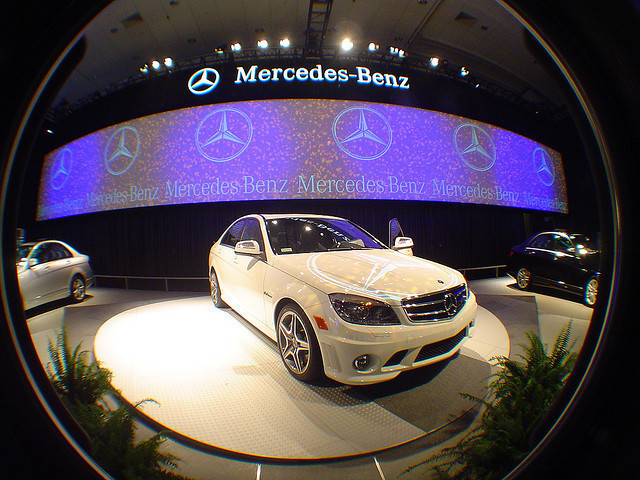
[17,57,598,283]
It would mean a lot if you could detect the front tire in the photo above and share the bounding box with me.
[209,268,226,308]
[276,303,323,382]
[70,275,86,303]
[584,276,598,307]
[516,266,532,289]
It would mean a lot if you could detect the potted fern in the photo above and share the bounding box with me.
[47,323,197,480]
[408,323,577,480]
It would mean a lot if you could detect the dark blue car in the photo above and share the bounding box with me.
[507,231,600,307]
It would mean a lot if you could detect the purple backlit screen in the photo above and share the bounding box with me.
[37,99,567,220]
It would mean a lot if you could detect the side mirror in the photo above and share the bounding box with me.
[393,236,414,256]
[28,258,39,268]
[235,240,261,256]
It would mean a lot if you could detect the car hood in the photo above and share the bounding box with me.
[272,249,464,303]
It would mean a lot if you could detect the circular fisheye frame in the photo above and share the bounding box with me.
[1,1,637,479]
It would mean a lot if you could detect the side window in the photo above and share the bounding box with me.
[49,243,72,260]
[32,245,52,264]
[221,220,246,248]
[529,234,551,249]
[553,235,574,253]
[240,218,264,251]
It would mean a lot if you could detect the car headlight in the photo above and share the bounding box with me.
[329,293,400,325]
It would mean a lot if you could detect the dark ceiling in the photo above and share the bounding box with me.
[53,0,565,116]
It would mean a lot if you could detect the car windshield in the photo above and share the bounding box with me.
[16,244,35,264]
[569,234,598,254]
[265,217,386,254]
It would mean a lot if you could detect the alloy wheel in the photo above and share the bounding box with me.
[71,276,85,302]
[278,309,311,375]
[209,269,224,307]
[517,267,531,289]
[585,277,598,306]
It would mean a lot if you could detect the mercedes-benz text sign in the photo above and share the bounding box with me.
[187,64,409,96]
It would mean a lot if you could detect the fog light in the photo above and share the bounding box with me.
[353,354,371,371]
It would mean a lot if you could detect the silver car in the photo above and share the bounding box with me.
[16,240,94,310]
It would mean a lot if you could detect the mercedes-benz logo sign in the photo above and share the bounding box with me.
[50,148,72,190]
[104,126,140,176]
[532,147,555,186]
[188,68,220,95]
[332,107,392,161]
[196,108,253,162]
[444,293,458,316]
[454,123,496,172]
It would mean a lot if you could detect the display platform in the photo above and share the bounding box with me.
[93,296,508,460]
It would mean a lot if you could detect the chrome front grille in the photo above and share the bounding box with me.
[402,284,467,323]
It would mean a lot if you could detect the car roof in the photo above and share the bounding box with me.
[534,231,588,238]
[256,213,345,221]
[19,239,56,246]
[18,239,74,250]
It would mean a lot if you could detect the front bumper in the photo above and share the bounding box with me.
[310,291,477,385]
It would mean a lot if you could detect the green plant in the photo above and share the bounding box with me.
[47,323,197,480]
[46,322,114,409]
[92,401,184,480]
[409,323,577,480]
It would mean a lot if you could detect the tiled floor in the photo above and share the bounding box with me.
[92,295,501,459]
[26,276,592,479]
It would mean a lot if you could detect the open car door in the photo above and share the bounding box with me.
[388,218,414,256]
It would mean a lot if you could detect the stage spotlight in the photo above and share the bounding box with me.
[429,57,440,67]
[140,64,149,74]
[231,42,242,52]
[341,38,353,51]
[257,39,268,49]
[151,60,161,70]
[280,38,290,48]
[164,57,173,68]
[389,46,398,54]
[398,49,406,57]
[460,66,469,77]
[368,42,379,52]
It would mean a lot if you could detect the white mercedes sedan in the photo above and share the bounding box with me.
[17,240,94,310]
[208,214,476,385]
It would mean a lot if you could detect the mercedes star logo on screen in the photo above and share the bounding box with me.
[50,148,72,190]
[332,107,392,160]
[532,147,555,186]
[454,123,496,172]
[196,108,253,162]
[104,126,140,175]
[188,68,220,95]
